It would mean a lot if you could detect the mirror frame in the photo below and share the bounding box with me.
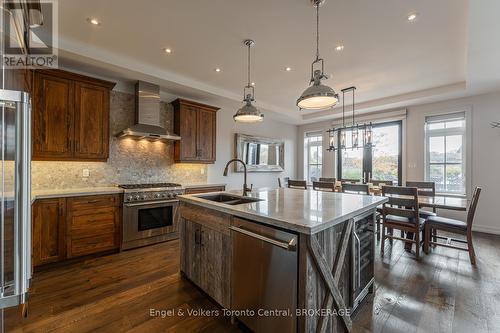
[234,133,285,172]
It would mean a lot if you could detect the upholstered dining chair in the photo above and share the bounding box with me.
[342,183,369,195]
[341,178,359,184]
[424,187,482,265]
[312,181,335,192]
[406,181,437,219]
[381,186,425,259]
[277,177,290,188]
[370,179,393,187]
[287,180,307,190]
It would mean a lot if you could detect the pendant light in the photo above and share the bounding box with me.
[233,39,264,123]
[296,0,338,110]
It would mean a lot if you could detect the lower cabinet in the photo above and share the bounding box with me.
[32,198,66,266]
[180,204,231,308]
[32,194,121,267]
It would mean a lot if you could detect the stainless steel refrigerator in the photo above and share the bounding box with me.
[0,88,32,331]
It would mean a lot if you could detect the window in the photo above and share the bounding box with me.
[425,112,466,195]
[305,132,323,182]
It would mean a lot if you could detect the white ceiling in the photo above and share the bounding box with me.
[53,0,499,124]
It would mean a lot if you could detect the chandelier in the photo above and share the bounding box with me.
[326,87,373,151]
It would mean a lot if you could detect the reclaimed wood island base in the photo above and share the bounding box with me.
[179,188,387,333]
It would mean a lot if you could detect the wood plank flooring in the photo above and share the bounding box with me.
[5,232,500,332]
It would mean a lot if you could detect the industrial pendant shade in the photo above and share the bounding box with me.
[297,0,338,110]
[233,39,264,123]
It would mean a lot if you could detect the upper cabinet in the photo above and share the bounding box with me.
[32,69,115,161]
[173,99,219,164]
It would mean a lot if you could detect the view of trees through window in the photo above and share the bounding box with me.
[305,133,322,182]
[340,122,401,183]
[426,116,465,194]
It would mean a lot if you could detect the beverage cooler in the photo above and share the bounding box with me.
[351,211,376,312]
[0,88,32,330]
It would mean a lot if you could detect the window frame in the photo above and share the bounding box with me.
[304,132,323,183]
[424,112,467,196]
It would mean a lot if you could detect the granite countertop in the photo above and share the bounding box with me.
[180,188,388,234]
[32,186,124,200]
[183,183,226,189]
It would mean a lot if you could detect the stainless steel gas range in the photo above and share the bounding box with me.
[119,183,184,250]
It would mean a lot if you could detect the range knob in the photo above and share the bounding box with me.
[127,196,133,201]
[134,195,140,201]
[161,193,167,198]
[154,193,161,199]
[167,193,173,198]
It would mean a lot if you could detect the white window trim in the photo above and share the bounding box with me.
[423,108,472,197]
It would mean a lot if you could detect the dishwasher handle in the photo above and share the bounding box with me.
[230,226,297,251]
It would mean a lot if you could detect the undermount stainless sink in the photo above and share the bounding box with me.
[196,193,263,206]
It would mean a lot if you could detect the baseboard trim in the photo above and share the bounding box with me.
[473,224,500,235]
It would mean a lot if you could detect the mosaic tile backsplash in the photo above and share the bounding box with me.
[31,91,207,190]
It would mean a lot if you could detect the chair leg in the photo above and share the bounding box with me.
[376,218,381,241]
[424,226,430,254]
[467,232,476,265]
[381,225,386,256]
[432,228,437,244]
[415,229,420,260]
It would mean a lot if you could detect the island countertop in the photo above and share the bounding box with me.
[179,188,388,234]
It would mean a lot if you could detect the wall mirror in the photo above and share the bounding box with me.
[235,134,285,172]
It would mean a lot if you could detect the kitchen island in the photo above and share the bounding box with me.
[179,188,387,333]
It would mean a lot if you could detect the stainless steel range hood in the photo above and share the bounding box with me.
[117,81,181,141]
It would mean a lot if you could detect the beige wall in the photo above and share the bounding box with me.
[297,91,500,234]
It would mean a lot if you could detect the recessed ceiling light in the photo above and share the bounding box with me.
[285,67,292,72]
[251,82,255,86]
[164,48,172,54]
[86,17,101,26]
[215,68,221,72]
[407,12,419,22]
[335,45,344,52]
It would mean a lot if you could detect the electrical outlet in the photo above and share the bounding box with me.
[82,169,90,177]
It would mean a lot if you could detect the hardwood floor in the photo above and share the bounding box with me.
[5,232,500,332]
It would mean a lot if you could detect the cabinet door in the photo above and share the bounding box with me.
[73,82,109,160]
[196,109,216,162]
[180,219,202,285]
[199,226,231,308]
[32,198,66,266]
[32,73,74,159]
[178,105,199,161]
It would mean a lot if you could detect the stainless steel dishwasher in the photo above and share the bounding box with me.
[231,217,298,333]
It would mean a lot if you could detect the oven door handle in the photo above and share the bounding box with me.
[124,200,178,207]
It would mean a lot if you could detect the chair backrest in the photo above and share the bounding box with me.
[342,183,369,195]
[313,181,336,192]
[370,179,393,187]
[406,181,435,197]
[319,177,336,183]
[287,180,307,190]
[341,178,359,184]
[277,177,290,188]
[382,186,420,222]
[467,187,482,229]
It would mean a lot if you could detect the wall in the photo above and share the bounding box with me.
[206,99,297,190]
[297,91,500,234]
[31,90,207,190]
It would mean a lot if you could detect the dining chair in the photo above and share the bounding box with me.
[370,179,393,187]
[406,181,437,217]
[342,183,369,195]
[341,178,359,184]
[287,180,307,190]
[424,187,482,265]
[319,177,336,183]
[381,186,425,259]
[312,181,335,192]
[277,177,290,188]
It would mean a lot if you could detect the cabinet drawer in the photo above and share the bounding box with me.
[68,194,120,210]
[70,207,116,239]
[180,202,230,236]
[70,233,117,257]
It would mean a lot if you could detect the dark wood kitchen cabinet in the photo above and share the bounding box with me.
[32,198,66,266]
[66,195,121,258]
[32,194,121,268]
[173,99,219,164]
[32,69,115,161]
[180,203,231,308]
